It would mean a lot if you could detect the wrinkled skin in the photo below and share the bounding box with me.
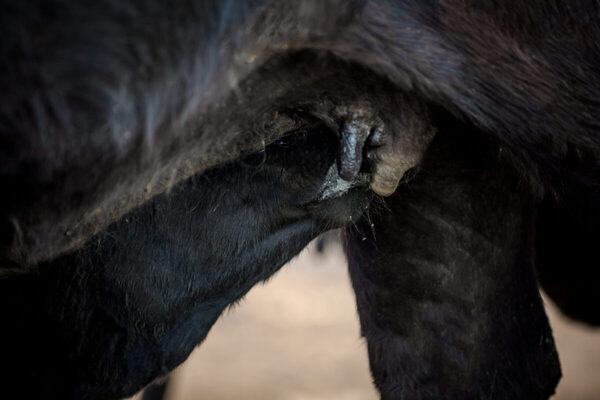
[2,1,600,400]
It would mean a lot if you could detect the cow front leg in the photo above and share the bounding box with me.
[345,124,561,399]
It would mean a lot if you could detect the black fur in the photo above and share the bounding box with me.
[0,127,372,399]
[1,1,599,399]
[345,116,561,399]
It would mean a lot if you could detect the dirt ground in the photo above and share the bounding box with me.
[133,240,600,400]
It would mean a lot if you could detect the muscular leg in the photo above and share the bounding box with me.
[345,122,561,399]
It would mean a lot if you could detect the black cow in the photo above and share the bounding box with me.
[1,1,599,399]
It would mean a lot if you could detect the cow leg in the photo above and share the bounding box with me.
[344,122,561,399]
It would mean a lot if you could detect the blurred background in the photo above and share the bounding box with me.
[132,233,600,400]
